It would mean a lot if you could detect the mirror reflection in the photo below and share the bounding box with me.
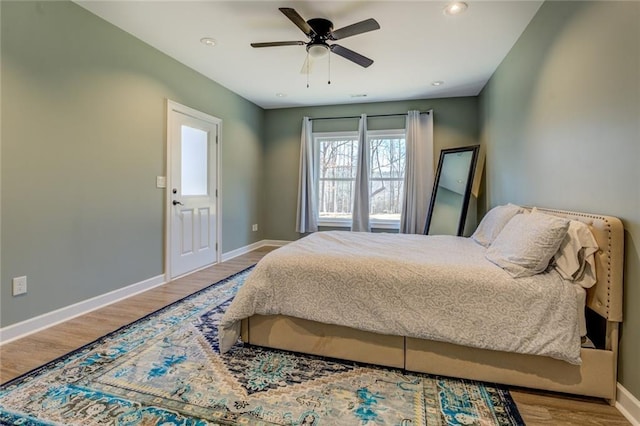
[424,145,479,236]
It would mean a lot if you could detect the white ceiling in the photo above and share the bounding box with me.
[75,1,543,109]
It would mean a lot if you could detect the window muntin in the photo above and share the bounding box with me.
[314,129,406,228]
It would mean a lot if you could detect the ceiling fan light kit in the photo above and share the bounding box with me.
[307,43,329,58]
[251,7,380,78]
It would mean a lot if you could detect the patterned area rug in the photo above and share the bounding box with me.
[0,267,525,425]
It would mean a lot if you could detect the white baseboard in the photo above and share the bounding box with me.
[261,239,291,248]
[0,239,290,346]
[0,274,165,345]
[617,383,640,426]
[221,239,290,262]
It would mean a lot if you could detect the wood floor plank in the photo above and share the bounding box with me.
[0,246,630,424]
[511,388,629,425]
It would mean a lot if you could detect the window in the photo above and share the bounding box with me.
[181,125,209,196]
[314,129,406,228]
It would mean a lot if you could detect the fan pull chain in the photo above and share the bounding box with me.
[306,51,310,88]
[328,50,331,85]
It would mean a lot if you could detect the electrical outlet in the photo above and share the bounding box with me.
[12,276,27,296]
[252,224,258,232]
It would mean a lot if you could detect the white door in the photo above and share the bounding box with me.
[167,101,220,279]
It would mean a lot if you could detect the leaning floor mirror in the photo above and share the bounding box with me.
[424,145,480,236]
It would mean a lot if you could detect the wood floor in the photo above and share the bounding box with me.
[0,247,629,425]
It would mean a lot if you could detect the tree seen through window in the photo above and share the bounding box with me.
[316,130,406,225]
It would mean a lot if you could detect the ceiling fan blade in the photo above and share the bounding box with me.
[330,18,380,40]
[279,7,316,37]
[330,44,374,68]
[251,41,305,48]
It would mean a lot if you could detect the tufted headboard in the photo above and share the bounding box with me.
[527,207,624,322]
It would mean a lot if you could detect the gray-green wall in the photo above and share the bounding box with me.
[479,0,639,398]
[263,98,479,241]
[1,1,264,327]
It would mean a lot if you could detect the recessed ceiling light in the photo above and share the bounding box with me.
[200,37,216,47]
[431,81,444,86]
[276,93,287,97]
[443,2,468,16]
[350,94,368,98]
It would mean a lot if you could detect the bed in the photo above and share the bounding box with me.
[219,207,624,404]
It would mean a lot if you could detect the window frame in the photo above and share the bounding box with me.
[313,128,407,229]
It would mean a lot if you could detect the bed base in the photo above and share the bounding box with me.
[240,208,624,405]
[242,314,618,404]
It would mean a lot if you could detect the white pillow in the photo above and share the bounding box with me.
[471,204,523,247]
[554,220,599,288]
[486,211,570,278]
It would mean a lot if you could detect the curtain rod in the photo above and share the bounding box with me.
[309,111,430,121]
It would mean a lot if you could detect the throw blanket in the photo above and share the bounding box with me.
[219,231,582,364]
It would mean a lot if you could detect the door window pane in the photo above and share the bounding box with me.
[181,125,208,196]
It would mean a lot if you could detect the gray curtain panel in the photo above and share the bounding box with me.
[400,110,434,234]
[351,114,370,232]
[296,117,318,233]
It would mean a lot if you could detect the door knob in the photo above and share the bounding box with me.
[172,200,184,206]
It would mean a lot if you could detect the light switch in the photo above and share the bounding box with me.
[156,176,167,188]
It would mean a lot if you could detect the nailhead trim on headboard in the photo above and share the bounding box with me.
[524,207,622,321]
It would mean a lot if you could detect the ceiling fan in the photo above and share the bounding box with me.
[251,8,380,68]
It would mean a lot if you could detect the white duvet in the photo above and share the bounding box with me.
[219,231,583,364]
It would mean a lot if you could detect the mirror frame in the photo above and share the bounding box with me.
[424,145,480,236]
